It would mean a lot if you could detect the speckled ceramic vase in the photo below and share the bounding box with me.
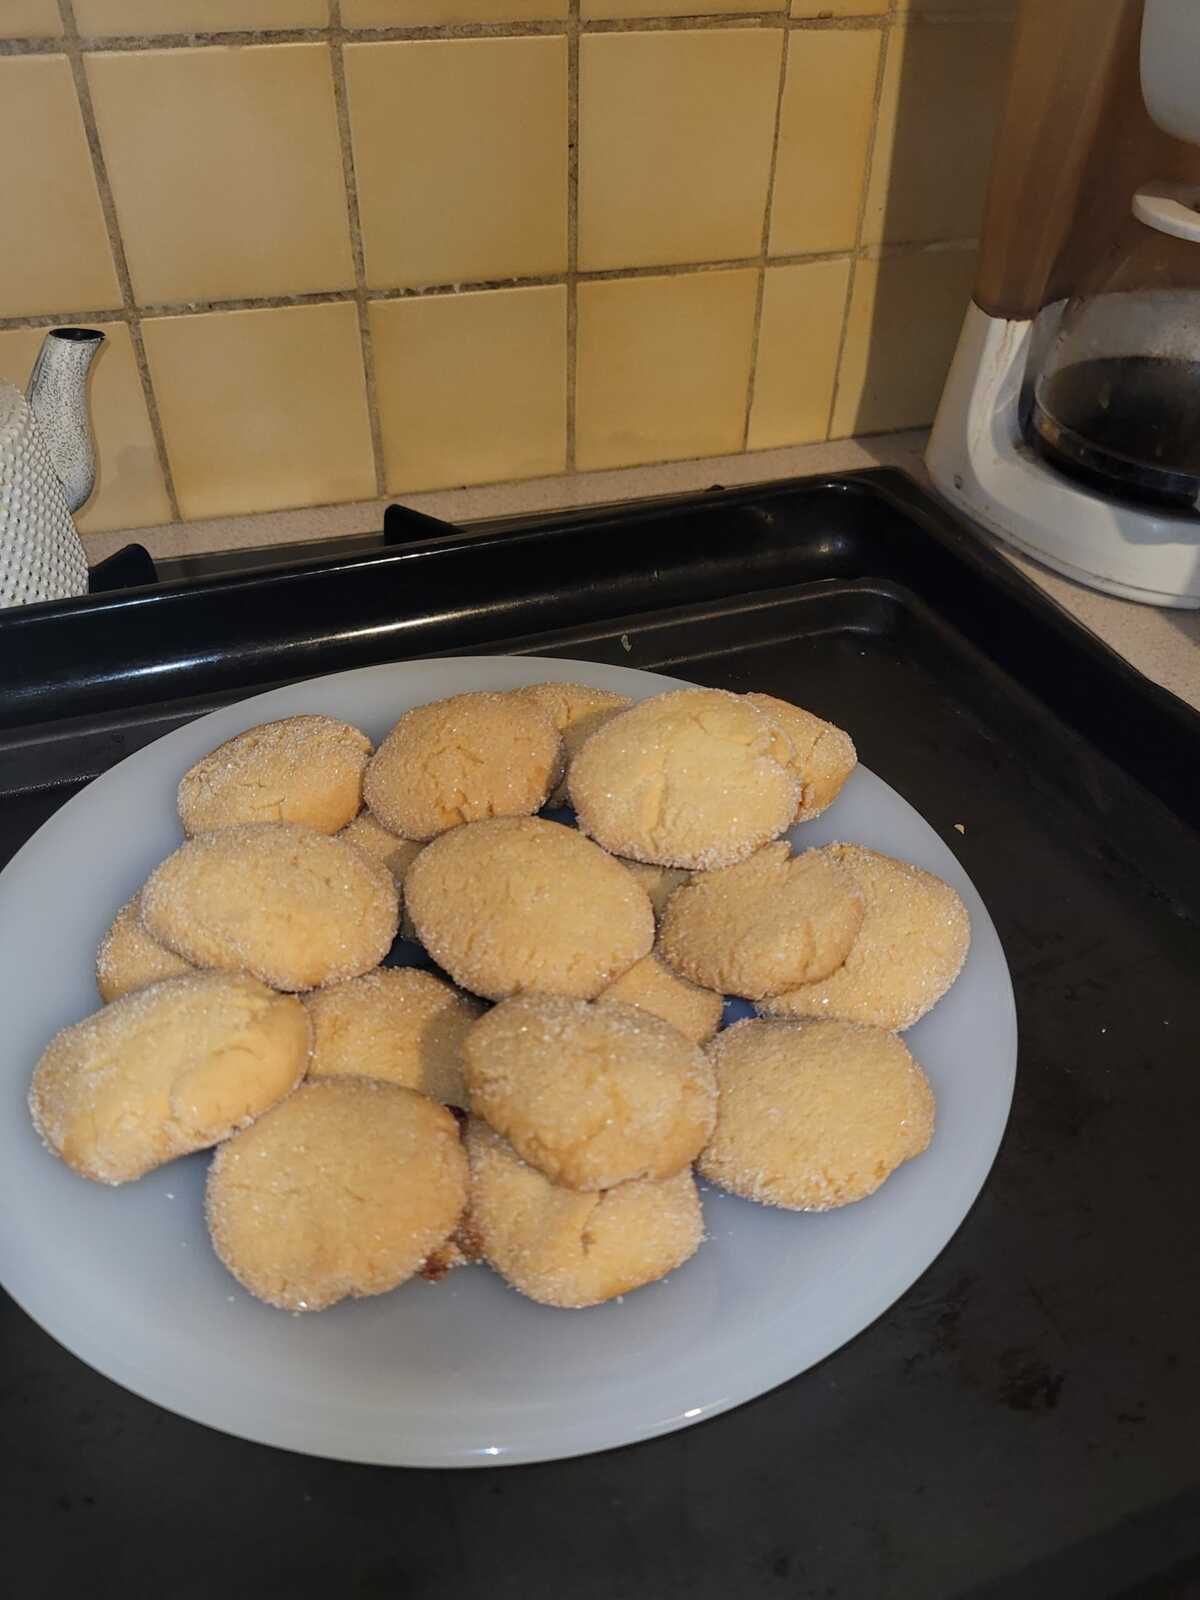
[0,328,103,609]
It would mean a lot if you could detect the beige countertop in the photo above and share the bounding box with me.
[84,430,1200,714]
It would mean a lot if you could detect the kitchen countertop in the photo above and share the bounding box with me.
[83,431,1200,715]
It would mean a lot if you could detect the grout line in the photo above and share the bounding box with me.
[824,11,891,442]
[4,241,999,334]
[53,0,181,521]
[0,241,979,334]
[565,3,581,472]
[741,25,791,452]
[328,3,386,499]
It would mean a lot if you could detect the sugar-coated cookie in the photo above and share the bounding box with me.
[141,822,399,992]
[304,966,481,1107]
[30,973,309,1185]
[659,842,864,999]
[96,893,196,1003]
[337,812,423,937]
[177,715,371,836]
[745,693,856,822]
[757,843,970,1030]
[597,951,723,1045]
[363,691,562,842]
[568,688,799,869]
[466,1119,703,1308]
[464,993,716,1190]
[698,1018,935,1210]
[511,681,632,805]
[207,1079,466,1312]
[405,816,653,1001]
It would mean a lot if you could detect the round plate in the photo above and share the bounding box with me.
[0,656,1016,1467]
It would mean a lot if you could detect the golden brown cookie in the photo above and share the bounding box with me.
[177,715,371,836]
[597,951,723,1045]
[405,816,653,1001]
[466,1119,703,1308]
[141,822,399,992]
[511,681,632,805]
[698,1017,935,1210]
[337,812,423,937]
[206,1079,467,1312]
[745,693,857,822]
[29,973,309,1185]
[363,691,563,842]
[568,688,799,869]
[757,843,970,1030]
[618,860,693,921]
[658,842,864,999]
[464,993,716,1190]
[95,893,196,1003]
[304,966,482,1107]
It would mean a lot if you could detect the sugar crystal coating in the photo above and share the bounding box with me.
[568,687,800,869]
[206,1078,467,1312]
[177,714,372,836]
[141,821,399,992]
[405,816,654,1002]
[96,892,196,1003]
[745,693,856,822]
[30,972,310,1185]
[510,681,632,806]
[597,950,723,1045]
[364,690,563,842]
[466,1118,703,1308]
[464,992,716,1190]
[757,843,970,1030]
[698,1017,935,1210]
[659,841,864,999]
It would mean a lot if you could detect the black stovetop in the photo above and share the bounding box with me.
[2,471,1198,1600]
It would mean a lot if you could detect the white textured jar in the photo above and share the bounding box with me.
[0,381,88,608]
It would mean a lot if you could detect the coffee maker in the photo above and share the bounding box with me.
[927,0,1200,608]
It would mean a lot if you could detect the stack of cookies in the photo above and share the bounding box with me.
[28,682,968,1314]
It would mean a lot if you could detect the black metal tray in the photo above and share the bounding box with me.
[3,471,1198,1599]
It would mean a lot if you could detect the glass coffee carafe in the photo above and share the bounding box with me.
[1030,184,1200,510]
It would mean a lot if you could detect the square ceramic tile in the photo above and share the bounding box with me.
[830,246,976,436]
[142,303,376,519]
[370,286,565,492]
[346,38,567,289]
[0,58,120,318]
[344,2,567,22]
[584,2,769,17]
[576,269,758,471]
[580,30,783,272]
[0,1,61,36]
[770,28,881,257]
[85,44,354,305]
[748,257,851,450]
[898,1,1016,11]
[73,1,327,30]
[791,1,885,14]
[862,15,1015,246]
[0,322,172,532]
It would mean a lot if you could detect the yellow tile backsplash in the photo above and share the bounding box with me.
[831,245,977,438]
[86,44,354,304]
[576,270,758,471]
[371,287,566,493]
[862,15,1013,247]
[748,258,852,452]
[579,29,783,272]
[142,303,376,519]
[346,37,567,289]
[770,28,881,258]
[73,1,328,31]
[0,56,119,319]
[0,5,1013,531]
[0,1,61,37]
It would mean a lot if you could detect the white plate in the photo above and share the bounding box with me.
[0,656,1016,1467]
